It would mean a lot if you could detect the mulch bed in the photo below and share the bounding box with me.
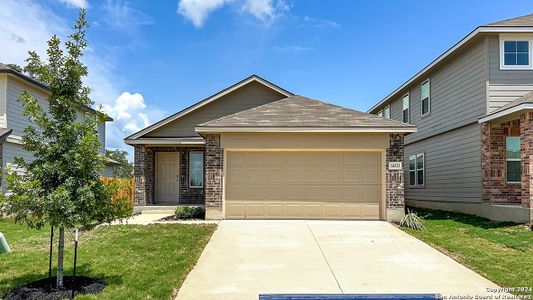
[157,215,203,222]
[4,276,105,300]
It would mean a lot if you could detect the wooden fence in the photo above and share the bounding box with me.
[101,177,134,208]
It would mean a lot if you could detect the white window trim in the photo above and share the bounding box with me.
[506,136,521,184]
[377,110,383,117]
[409,153,425,187]
[402,93,410,123]
[383,105,391,119]
[421,79,431,116]
[188,150,204,188]
[499,34,533,70]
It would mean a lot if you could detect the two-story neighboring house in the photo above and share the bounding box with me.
[369,14,533,223]
[0,63,118,179]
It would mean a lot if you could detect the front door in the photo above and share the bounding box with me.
[156,152,179,203]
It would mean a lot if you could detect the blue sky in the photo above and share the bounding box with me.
[2,0,533,157]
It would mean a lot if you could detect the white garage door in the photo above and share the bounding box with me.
[225,151,382,220]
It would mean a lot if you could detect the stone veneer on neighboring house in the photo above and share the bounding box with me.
[481,113,533,209]
[386,134,405,221]
[133,145,205,206]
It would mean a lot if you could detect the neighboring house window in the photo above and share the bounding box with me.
[377,110,383,117]
[421,80,430,116]
[402,93,410,123]
[506,136,521,183]
[409,153,425,186]
[383,105,391,119]
[500,38,532,69]
[189,151,204,188]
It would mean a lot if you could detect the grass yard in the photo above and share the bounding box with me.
[0,219,216,299]
[401,208,533,294]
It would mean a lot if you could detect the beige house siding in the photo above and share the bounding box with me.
[487,34,533,112]
[144,81,287,138]
[5,76,106,153]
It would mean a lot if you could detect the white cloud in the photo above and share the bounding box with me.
[59,0,89,9]
[0,0,66,65]
[177,0,288,28]
[103,0,154,31]
[241,0,288,24]
[177,0,232,28]
[0,0,163,159]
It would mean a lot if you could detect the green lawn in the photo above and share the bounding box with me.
[0,219,216,299]
[401,208,533,294]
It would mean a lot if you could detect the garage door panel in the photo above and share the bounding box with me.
[225,151,382,220]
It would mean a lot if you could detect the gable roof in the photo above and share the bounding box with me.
[368,13,533,114]
[196,95,416,133]
[0,63,113,121]
[479,91,533,123]
[486,13,533,27]
[125,75,293,140]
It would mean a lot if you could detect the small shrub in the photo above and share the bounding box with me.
[175,205,204,219]
[400,209,426,231]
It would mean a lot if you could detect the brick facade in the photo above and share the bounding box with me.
[481,120,522,204]
[386,134,405,211]
[521,112,533,209]
[204,134,224,219]
[133,145,205,206]
[481,115,532,208]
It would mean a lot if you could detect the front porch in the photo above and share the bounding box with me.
[480,111,533,221]
[133,144,206,207]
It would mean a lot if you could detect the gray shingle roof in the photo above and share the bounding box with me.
[198,96,415,130]
[486,13,533,27]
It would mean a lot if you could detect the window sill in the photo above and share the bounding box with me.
[506,182,521,185]
[499,66,533,71]
[408,185,426,189]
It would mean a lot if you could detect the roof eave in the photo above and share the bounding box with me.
[368,26,533,113]
[195,126,417,134]
[479,103,533,123]
[124,137,206,145]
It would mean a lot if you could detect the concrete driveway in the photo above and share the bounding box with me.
[176,220,498,299]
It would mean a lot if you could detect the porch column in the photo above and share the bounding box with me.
[386,133,405,222]
[520,112,533,209]
[134,145,147,206]
[205,134,224,220]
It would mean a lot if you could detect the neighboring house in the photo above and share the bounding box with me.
[368,13,533,223]
[125,75,416,221]
[0,63,119,179]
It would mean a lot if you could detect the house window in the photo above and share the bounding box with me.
[189,151,204,188]
[409,153,425,186]
[383,105,391,119]
[500,37,533,70]
[377,110,383,117]
[506,136,521,183]
[402,93,410,123]
[421,80,430,116]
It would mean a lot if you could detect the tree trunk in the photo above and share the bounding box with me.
[56,227,65,288]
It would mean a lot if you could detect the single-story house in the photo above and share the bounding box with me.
[125,76,416,221]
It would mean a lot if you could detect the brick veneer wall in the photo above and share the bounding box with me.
[521,112,533,208]
[204,134,224,215]
[133,145,205,206]
[481,120,522,204]
[386,134,405,210]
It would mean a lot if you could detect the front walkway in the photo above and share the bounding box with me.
[176,220,498,299]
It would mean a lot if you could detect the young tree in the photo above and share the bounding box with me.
[0,10,130,288]
[105,149,133,178]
